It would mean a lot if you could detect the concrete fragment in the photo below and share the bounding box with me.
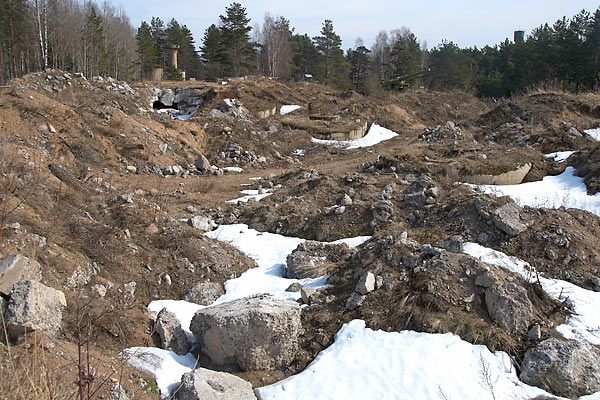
[355,272,375,295]
[0,255,43,296]
[175,368,256,400]
[182,281,224,305]
[492,203,527,236]
[155,308,191,355]
[485,283,533,334]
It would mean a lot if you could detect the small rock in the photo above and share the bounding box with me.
[443,236,463,253]
[340,194,353,206]
[182,281,224,305]
[335,205,346,215]
[485,283,533,334]
[528,324,542,340]
[188,216,216,232]
[474,269,497,288]
[355,272,375,295]
[346,292,366,310]
[285,283,302,292]
[492,202,527,236]
[300,286,316,305]
[162,274,172,286]
[155,308,191,355]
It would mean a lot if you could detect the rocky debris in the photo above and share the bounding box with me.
[211,99,253,121]
[404,177,440,208]
[188,216,217,232]
[418,121,462,142]
[182,281,225,305]
[300,286,317,305]
[520,338,600,398]
[190,294,301,371]
[340,194,353,206]
[443,236,463,253]
[286,241,351,279]
[216,143,261,167]
[175,368,257,400]
[360,155,415,174]
[154,308,191,355]
[492,202,528,236]
[590,276,600,292]
[485,283,533,334]
[355,272,375,295]
[0,254,42,296]
[345,292,366,310]
[107,383,130,400]
[4,280,67,339]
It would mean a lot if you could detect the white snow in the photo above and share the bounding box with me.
[463,243,600,345]
[204,224,370,304]
[226,189,273,204]
[544,151,575,163]
[465,167,600,217]
[223,166,243,173]
[584,128,600,141]
[311,123,399,149]
[123,347,197,397]
[280,105,302,115]
[292,149,305,156]
[256,319,555,400]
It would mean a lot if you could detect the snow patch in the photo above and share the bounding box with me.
[256,319,555,400]
[544,151,576,163]
[226,189,273,204]
[584,128,600,141]
[463,242,600,345]
[223,166,243,173]
[123,347,197,397]
[311,123,398,149]
[280,105,302,115]
[465,167,600,217]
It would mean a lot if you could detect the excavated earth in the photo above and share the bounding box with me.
[1,71,600,398]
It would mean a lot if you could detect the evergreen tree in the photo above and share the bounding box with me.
[201,23,224,79]
[150,16,166,67]
[348,43,370,91]
[289,33,319,79]
[82,6,107,77]
[313,19,342,79]
[219,2,255,76]
[136,21,159,74]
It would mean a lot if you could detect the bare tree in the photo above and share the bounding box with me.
[259,14,291,78]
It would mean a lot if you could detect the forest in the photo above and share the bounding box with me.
[1,0,600,97]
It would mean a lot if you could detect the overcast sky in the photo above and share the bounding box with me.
[121,1,600,50]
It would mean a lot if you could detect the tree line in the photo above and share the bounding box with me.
[2,1,600,98]
[0,0,138,84]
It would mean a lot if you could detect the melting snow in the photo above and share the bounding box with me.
[463,243,600,345]
[311,123,398,149]
[226,189,273,204]
[466,167,600,217]
[585,128,600,141]
[123,347,197,396]
[256,319,555,400]
[544,151,575,163]
[281,105,302,115]
[223,166,243,173]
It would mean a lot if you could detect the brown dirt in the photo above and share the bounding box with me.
[1,72,599,396]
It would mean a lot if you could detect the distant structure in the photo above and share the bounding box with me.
[514,30,525,42]
[165,44,180,70]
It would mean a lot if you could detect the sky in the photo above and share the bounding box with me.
[120,1,600,51]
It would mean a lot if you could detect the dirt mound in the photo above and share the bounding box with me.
[570,145,600,195]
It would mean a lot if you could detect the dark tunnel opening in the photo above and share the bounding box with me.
[153,100,178,110]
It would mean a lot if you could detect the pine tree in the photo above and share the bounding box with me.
[136,21,159,74]
[348,43,371,91]
[313,19,342,79]
[289,33,320,79]
[201,23,224,79]
[219,2,255,76]
[82,6,107,77]
[150,16,166,67]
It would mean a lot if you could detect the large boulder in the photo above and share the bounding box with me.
[492,202,527,236]
[520,338,600,398]
[4,280,66,339]
[182,281,225,305]
[485,283,533,334]
[190,294,301,371]
[154,308,191,355]
[175,368,256,400]
[285,241,350,279]
[194,154,212,173]
[0,254,43,296]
